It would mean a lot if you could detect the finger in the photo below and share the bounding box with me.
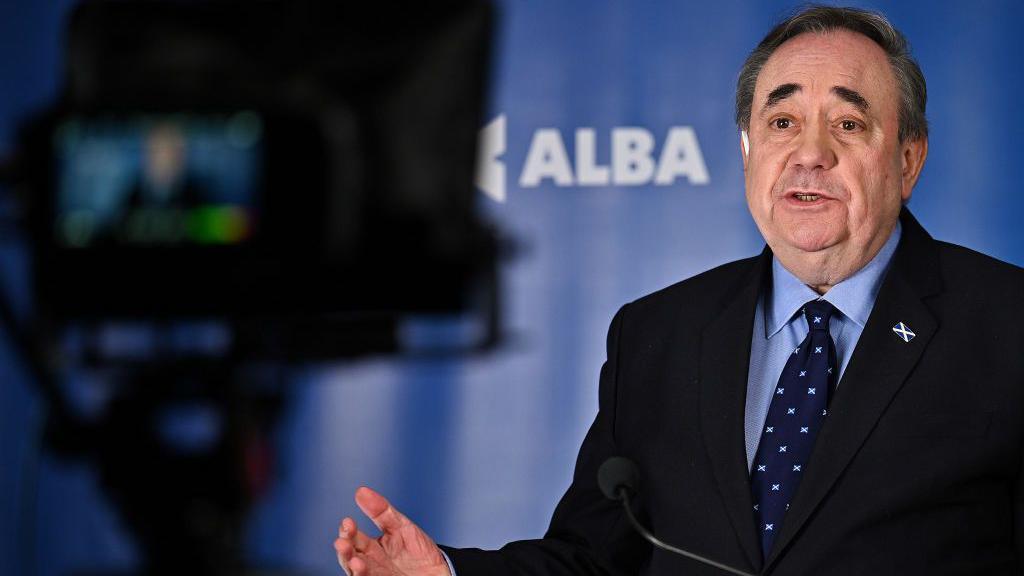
[339,517,375,553]
[340,517,368,544]
[349,523,375,553]
[350,555,367,576]
[355,486,410,534]
[339,517,356,539]
[334,537,354,575]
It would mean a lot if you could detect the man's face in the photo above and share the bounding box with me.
[742,29,925,288]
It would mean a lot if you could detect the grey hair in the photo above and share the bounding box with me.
[735,5,928,143]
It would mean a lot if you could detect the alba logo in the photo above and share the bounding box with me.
[475,114,710,203]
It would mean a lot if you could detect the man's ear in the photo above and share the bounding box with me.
[900,137,927,202]
[740,130,749,171]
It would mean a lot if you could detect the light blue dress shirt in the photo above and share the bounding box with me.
[743,222,901,471]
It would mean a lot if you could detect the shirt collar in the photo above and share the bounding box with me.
[765,220,902,338]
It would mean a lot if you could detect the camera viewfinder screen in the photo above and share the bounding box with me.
[54,113,263,248]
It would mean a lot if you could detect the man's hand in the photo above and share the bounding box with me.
[334,486,452,576]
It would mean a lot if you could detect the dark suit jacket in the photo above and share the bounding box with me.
[443,209,1024,575]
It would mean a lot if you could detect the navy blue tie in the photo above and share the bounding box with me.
[750,299,837,559]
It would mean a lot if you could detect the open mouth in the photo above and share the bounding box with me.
[793,193,821,202]
[786,190,831,203]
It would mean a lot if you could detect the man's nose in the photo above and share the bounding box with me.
[789,119,837,171]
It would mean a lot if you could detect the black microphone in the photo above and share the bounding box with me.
[598,457,758,576]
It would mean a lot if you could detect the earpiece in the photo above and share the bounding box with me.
[741,130,749,157]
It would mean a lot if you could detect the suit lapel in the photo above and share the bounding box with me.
[765,209,943,568]
[698,248,770,573]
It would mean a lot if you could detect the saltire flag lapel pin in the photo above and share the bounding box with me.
[892,321,916,343]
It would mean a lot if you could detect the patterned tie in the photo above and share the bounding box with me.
[750,299,837,559]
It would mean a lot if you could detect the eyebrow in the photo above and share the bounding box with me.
[761,83,871,113]
[764,83,801,109]
[830,86,870,112]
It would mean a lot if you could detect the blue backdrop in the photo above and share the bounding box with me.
[2,1,1023,575]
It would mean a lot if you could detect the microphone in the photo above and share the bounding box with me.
[598,457,758,576]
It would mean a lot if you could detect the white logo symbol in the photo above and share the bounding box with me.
[475,115,507,202]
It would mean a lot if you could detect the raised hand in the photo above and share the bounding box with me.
[334,486,452,576]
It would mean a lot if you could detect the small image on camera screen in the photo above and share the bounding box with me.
[54,112,263,248]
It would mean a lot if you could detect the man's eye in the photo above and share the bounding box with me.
[840,120,859,131]
[773,118,792,129]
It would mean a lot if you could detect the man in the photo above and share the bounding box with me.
[335,6,1024,575]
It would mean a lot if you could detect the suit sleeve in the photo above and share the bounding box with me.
[440,304,650,576]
